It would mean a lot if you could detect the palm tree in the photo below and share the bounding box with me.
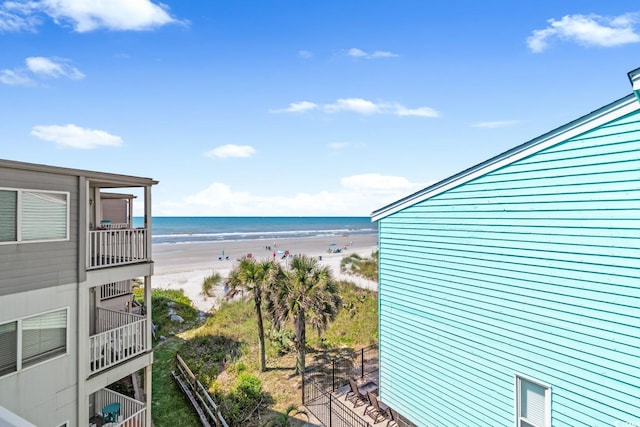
[268,255,342,375]
[227,257,277,372]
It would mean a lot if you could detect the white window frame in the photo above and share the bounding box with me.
[0,308,69,378]
[515,373,551,427]
[0,187,70,244]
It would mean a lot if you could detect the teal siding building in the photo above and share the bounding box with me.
[371,69,640,427]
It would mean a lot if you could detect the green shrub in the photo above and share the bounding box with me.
[235,372,262,400]
[266,328,295,355]
[213,372,269,425]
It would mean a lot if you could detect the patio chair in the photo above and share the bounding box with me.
[365,391,390,424]
[346,378,368,408]
[387,407,400,427]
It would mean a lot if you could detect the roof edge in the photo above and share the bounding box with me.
[371,93,638,222]
[0,158,159,186]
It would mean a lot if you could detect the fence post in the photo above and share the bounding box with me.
[329,393,332,427]
[332,359,335,392]
[361,348,364,378]
[301,373,305,404]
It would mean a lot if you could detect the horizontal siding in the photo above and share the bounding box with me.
[378,109,640,426]
[0,168,79,296]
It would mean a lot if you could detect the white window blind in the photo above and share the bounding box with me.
[0,322,17,376]
[21,191,67,241]
[0,190,17,242]
[517,375,550,427]
[22,310,67,368]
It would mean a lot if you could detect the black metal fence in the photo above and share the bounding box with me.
[303,375,373,427]
[302,345,378,427]
[305,344,379,394]
[302,344,417,427]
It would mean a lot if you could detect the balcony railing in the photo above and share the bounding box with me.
[100,280,131,300]
[94,387,146,427]
[88,228,148,269]
[100,222,130,230]
[89,308,148,375]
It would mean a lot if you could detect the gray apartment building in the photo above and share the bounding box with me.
[0,159,157,427]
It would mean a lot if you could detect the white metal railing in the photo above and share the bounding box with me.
[100,280,131,300]
[87,228,148,269]
[95,387,146,427]
[89,308,148,375]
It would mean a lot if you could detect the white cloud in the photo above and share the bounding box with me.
[471,120,521,128]
[31,124,123,149]
[0,5,39,31]
[0,0,179,32]
[527,13,640,53]
[394,105,440,118]
[205,144,256,159]
[26,56,85,79]
[0,69,33,85]
[154,173,428,216]
[298,50,313,59]
[1,56,84,86]
[269,101,318,114]
[325,98,382,115]
[272,98,440,118]
[328,142,350,150]
[347,47,398,59]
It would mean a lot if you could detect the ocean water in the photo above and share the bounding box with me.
[133,216,376,245]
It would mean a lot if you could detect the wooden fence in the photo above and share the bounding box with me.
[172,353,229,427]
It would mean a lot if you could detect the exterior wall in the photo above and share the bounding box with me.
[0,283,78,427]
[378,110,640,426]
[101,198,128,224]
[0,167,79,296]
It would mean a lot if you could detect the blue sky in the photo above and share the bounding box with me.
[2,0,640,216]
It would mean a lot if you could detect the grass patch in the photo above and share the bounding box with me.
[134,288,199,337]
[308,280,378,349]
[150,279,378,426]
[202,271,222,297]
[151,338,200,426]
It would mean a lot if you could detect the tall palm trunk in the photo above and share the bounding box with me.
[295,309,306,374]
[255,293,267,372]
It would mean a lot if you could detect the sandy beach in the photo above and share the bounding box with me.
[151,234,379,312]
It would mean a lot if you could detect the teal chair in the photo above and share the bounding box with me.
[101,402,121,423]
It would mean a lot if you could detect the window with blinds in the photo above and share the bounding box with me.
[22,310,67,368]
[22,191,68,241]
[0,190,17,242]
[0,322,17,376]
[0,188,68,243]
[516,375,551,427]
[0,309,67,377]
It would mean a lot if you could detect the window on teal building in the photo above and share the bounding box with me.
[516,374,551,427]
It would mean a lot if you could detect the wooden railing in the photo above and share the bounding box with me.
[100,280,131,300]
[172,353,229,427]
[87,228,148,269]
[95,387,146,427]
[89,308,148,375]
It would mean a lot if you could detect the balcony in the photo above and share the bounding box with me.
[99,280,132,300]
[91,387,146,427]
[89,308,149,375]
[87,228,149,270]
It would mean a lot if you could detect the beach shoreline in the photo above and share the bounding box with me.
[151,233,379,312]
